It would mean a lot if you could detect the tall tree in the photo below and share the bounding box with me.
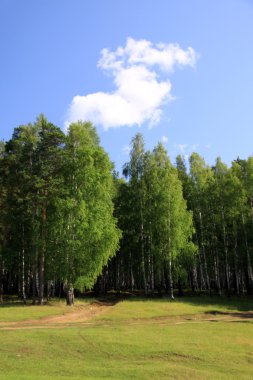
[33,115,65,304]
[0,140,6,302]
[150,144,194,298]
[189,153,213,293]
[53,121,121,304]
[123,133,148,292]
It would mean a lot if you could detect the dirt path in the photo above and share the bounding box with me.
[1,302,252,331]
[0,301,115,331]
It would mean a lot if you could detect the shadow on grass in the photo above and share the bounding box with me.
[0,300,52,308]
[0,296,100,308]
[177,295,253,312]
[206,310,253,318]
[1,292,253,313]
[113,292,253,312]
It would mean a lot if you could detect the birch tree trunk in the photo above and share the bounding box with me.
[221,208,230,295]
[65,283,74,306]
[199,212,210,293]
[242,213,253,293]
[0,258,3,303]
[168,255,174,299]
[38,203,46,305]
[21,222,26,304]
[214,252,221,296]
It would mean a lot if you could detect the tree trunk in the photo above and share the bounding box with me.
[115,256,120,292]
[212,223,221,295]
[32,256,37,304]
[191,253,198,292]
[242,213,253,293]
[130,252,134,291]
[32,203,38,304]
[214,252,221,296]
[198,250,205,291]
[199,212,210,293]
[21,223,26,304]
[149,221,154,295]
[221,209,230,296]
[65,284,74,306]
[168,257,174,299]
[193,259,198,292]
[38,249,45,304]
[38,204,46,305]
[195,234,205,291]
[233,222,240,296]
[140,219,147,294]
[150,253,154,295]
[0,258,3,303]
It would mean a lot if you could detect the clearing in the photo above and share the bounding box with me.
[0,296,253,379]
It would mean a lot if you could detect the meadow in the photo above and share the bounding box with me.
[0,296,253,379]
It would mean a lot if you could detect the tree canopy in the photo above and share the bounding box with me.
[1,117,253,302]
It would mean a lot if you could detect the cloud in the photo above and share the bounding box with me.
[65,38,197,129]
[175,143,188,153]
[174,143,203,159]
[122,145,131,155]
[191,143,199,151]
[162,136,168,143]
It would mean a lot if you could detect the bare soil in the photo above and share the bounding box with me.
[0,301,115,330]
[0,301,252,330]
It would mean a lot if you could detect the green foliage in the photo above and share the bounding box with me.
[51,121,121,291]
[114,134,195,294]
[0,117,120,301]
[3,115,253,298]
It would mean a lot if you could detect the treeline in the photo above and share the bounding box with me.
[108,134,194,299]
[1,116,253,304]
[106,135,253,297]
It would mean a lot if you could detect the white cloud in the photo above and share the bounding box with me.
[174,143,201,157]
[191,143,199,151]
[122,145,131,155]
[65,38,197,129]
[175,143,188,153]
[162,136,168,143]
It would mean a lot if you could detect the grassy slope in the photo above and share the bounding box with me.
[0,296,253,380]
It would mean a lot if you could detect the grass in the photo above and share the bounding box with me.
[94,295,253,322]
[0,295,253,379]
[0,298,92,322]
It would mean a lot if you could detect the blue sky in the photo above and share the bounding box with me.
[1,0,253,173]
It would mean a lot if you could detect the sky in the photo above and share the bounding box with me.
[1,0,253,174]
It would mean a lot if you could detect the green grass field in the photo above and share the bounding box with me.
[0,296,253,379]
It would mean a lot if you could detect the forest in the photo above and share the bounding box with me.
[1,115,253,304]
